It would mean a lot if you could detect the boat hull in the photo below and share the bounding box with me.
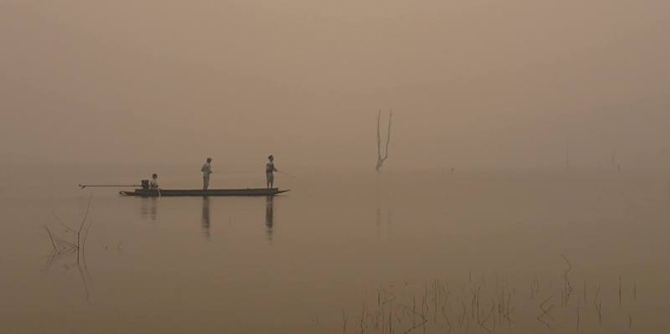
[120,188,289,197]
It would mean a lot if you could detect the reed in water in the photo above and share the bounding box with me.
[337,258,638,333]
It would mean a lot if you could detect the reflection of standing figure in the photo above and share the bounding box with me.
[140,197,158,221]
[201,197,211,240]
[265,196,274,242]
[150,197,158,219]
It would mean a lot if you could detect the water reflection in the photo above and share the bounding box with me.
[376,174,392,239]
[140,197,158,221]
[136,195,275,241]
[201,197,211,240]
[265,196,274,243]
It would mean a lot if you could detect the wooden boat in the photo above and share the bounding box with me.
[120,188,289,197]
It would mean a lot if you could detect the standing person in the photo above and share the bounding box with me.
[201,157,213,190]
[266,155,277,189]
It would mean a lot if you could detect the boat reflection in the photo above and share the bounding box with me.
[265,196,274,242]
[202,197,211,240]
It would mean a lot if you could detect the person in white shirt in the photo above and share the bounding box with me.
[266,155,277,189]
[149,173,159,189]
[201,157,213,190]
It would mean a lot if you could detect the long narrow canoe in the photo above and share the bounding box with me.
[120,188,289,197]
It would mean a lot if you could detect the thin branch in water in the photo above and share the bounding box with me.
[76,191,94,264]
[375,109,393,171]
[77,259,91,305]
[43,226,59,254]
[360,303,366,334]
[342,309,347,334]
[536,295,555,330]
[52,214,76,234]
[619,275,622,308]
[561,254,573,306]
[42,192,95,304]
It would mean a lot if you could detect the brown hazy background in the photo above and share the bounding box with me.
[1,0,669,171]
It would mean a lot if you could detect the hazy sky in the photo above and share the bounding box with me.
[1,0,669,171]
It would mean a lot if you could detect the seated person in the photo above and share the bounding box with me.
[149,173,159,189]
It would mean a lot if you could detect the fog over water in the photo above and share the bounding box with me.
[2,2,670,333]
[2,167,670,333]
[2,0,669,170]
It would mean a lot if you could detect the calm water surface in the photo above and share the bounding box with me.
[1,164,669,333]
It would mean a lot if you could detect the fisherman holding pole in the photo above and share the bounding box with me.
[266,155,277,189]
[201,157,213,190]
[149,173,161,196]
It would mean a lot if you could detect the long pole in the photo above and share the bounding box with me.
[277,171,302,181]
[79,184,139,189]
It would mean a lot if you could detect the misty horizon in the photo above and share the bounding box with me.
[2,0,669,171]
